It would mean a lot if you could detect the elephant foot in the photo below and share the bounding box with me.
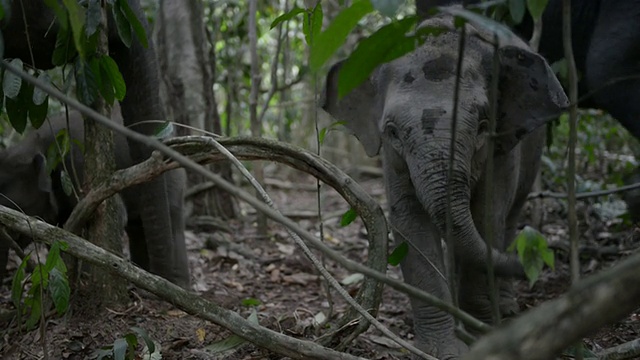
[414,332,468,360]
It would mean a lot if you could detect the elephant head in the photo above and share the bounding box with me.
[324,17,568,278]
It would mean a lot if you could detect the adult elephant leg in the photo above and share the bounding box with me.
[107,0,189,288]
[383,150,466,359]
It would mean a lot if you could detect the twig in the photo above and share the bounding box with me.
[527,181,640,200]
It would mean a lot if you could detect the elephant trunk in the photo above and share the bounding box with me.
[409,143,525,279]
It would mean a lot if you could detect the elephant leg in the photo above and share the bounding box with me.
[125,217,149,271]
[383,152,467,359]
[166,169,189,287]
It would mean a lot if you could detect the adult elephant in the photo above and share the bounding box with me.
[417,0,640,139]
[0,1,190,288]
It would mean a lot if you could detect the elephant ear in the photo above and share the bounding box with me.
[494,46,569,154]
[322,61,383,157]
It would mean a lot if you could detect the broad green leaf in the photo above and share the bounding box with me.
[509,226,554,287]
[338,17,418,98]
[119,0,149,48]
[3,58,23,99]
[241,297,261,307]
[49,267,70,314]
[45,241,68,273]
[303,3,323,45]
[61,170,74,196]
[508,0,526,24]
[309,0,374,71]
[271,7,306,29]
[130,327,155,354]
[124,333,138,350]
[75,60,99,105]
[5,80,32,133]
[527,0,549,20]
[113,338,128,360]
[30,264,48,289]
[11,254,30,308]
[85,0,101,36]
[100,55,126,100]
[25,294,42,329]
[388,241,408,266]
[32,72,51,106]
[319,127,328,144]
[340,208,357,227]
[44,0,68,27]
[62,0,87,59]
[153,122,173,139]
[438,5,514,43]
[52,23,77,66]
[29,97,48,129]
[112,2,132,48]
[372,0,402,17]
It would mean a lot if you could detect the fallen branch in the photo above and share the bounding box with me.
[463,251,640,360]
[598,338,640,360]
[527,181,640,200]
[0,206,364,360]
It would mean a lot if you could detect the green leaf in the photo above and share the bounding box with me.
[309,0,374,71]
[3,58,23,99]
[124,332,138,349]
[153,122,173,139]
[25,294,42,329]
[113,338,128,360]
[75,60,99,105]
[29,97,48,129]
[52,23,77,66]
[508,0,526,24]
[5,81,32,133]
[526,0,549,20]
[119,0,148,48]
[61,170,74,196]
[438,5,514,43]
[100,55,126,100]
[44,0,68,27]
[49,267,70,314]
[337,17,418,98]
[241,297,261,307]
[11,254,30,308]
[85,0,101,36]
[32,72,51,106]
[112,1,132,48]
[270,7,305,29]
[303,3,323,45]
[388,241,408,266]
[508,226,554,287]
[130,327,155,354]
[62,0,87,59]
[371,0,402,17]
[30,264,48,289]
[340,208,357,227]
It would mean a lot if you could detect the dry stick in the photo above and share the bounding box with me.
[598,339,640,360]
[563,0,583,359]
[0,207,365,360]
[205,138,434,360]
[527,181,640,200]
[2,64,488,333]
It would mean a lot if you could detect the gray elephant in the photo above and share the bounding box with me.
[323,11,568,359]
[0,110,189,288]
[0,1,185,286]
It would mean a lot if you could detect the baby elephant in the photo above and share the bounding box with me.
[0,109,190,288]
[323,10,568,359]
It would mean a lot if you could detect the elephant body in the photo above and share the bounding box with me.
[324,10,568,358]
[0,111,189,286]
[0,1,189,287]
[417,0,640,139]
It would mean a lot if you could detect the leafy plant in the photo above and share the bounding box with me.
[508,226,555,287]
[93,327,158,360]
[12,241,70,329]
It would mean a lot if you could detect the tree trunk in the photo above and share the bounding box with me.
[80,4,127,305]
[155,0,236,220]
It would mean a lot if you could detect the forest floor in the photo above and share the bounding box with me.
[0,162,639,360]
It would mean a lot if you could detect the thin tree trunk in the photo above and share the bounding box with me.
[155,0,236,219]
[81,3,127,305]
[248,0,267,234]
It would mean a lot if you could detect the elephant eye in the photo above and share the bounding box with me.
[384,122,400,139]
[477,118,489,135]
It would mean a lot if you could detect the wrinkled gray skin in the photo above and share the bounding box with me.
[323,13,568,359]
[0,1,188,287]
[0,111,189,288]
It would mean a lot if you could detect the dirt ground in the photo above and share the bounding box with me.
[0,163,639,360]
